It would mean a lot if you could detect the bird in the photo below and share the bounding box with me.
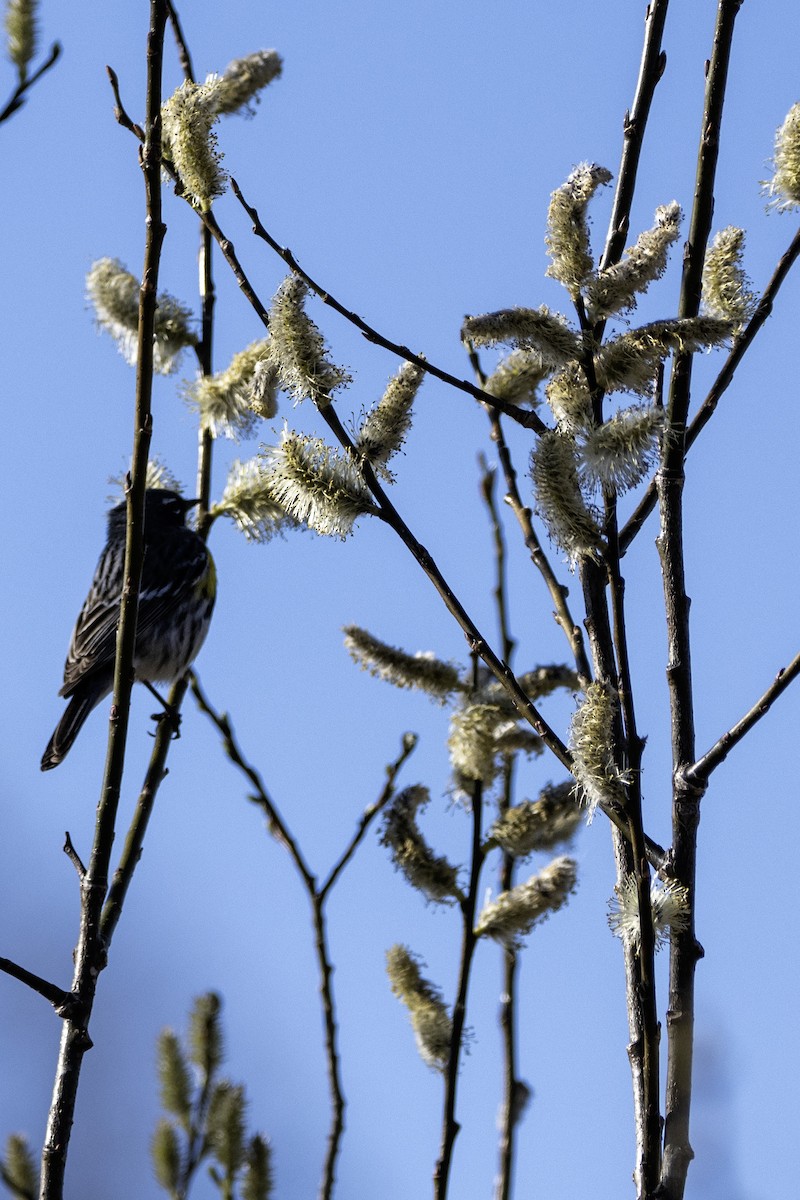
[41,488,216,771]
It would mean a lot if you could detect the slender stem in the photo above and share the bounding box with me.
[100,677,188,945]
[163,1,217,526]
[582,544,661,1197]
[606,515,662,1197]
[311,898,344,1200]
[190,674,415,1200]
[62,833,86,879]
[620,226,800,553]
[189,675,316,888]
[320,735,417,900]
[658,7,742,1198]
[322,404,572,768]
[0,959,72,1013]
[177,1056,216,1200]
[0,41,61,125]
[434,777,484,1200]
[229,177,547,433]
[467,338,592,680]
[688,649,800,785]
[563,31,673,1173]
[165,0,194,79]
[579,260,662,1190]
[600,1,670,272]
[478,460,525,1200]
[102,0,217,950]
[39,8,168,1198]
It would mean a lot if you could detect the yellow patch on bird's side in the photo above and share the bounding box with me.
[197,553,217,600]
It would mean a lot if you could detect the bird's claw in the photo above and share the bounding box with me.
[149,708,182,740]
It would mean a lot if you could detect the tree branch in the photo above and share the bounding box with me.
[467,341,592,680]
[687,650,800,785]
[40,7,168,1196]
[164,0,194,79]
[229,177,548,433]
[99,677,187,946]
[657,7,743,1198]
[600,1,669,272]
[190,674,415,1200]
[0,41,61,125]
[434,772,484,1200]
[189,674,316,887]
[0,958,73,1015]
[478,462,524,1200]
[319,403,573,770]
[319,733,417,900]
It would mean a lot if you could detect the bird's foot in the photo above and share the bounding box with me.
[143,680,181,740]
[149,706,182,740]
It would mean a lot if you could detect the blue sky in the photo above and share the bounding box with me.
[2,2,798,1198]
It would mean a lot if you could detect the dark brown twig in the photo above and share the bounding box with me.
[320,404,573,770]
[229,177,548,434]
[62,832,86,879]
[606,513,662,1197]
[100,676,187,946]
[657,7,743,1198]
[600,2,669,272]
[320,733,417,900]
[190,673,415,1200]
[165,0,194,79]
[687,650,800,785]
[0,41,61,125]
[478,461,524,1200]
[434,658,485,1200]
[0,958,73,1014]
[106,64,144,140]
[40,7,169,1197]
[468,340,592,680]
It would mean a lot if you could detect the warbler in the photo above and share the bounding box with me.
[41,488,216,771]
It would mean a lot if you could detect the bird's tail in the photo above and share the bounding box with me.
[41,685,108,771]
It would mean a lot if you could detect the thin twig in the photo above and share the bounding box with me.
[479,461,524,1200]
[600,1,669,272]
[62,833,86,879]
[100,676,187,946]
[191,674,415,1200]
[229,177,547,433]
[163,0,218,526]
[434,668,485,1200]
[40,8,169,1197]
[165,0,194,79]
[320,734,417,900]
[100,0,218,948]
[0,958,73,1014]
[320,404,572,768]
[606,513,662,1196]
[0,41,61,125]
[687,649,800,785]
[107,65,144,140]
[658,7,743,1198]
[189,674,316,887]
[468,340,592,679]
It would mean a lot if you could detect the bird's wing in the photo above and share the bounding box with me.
[60,545,123,694]
[60,539,210,695]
